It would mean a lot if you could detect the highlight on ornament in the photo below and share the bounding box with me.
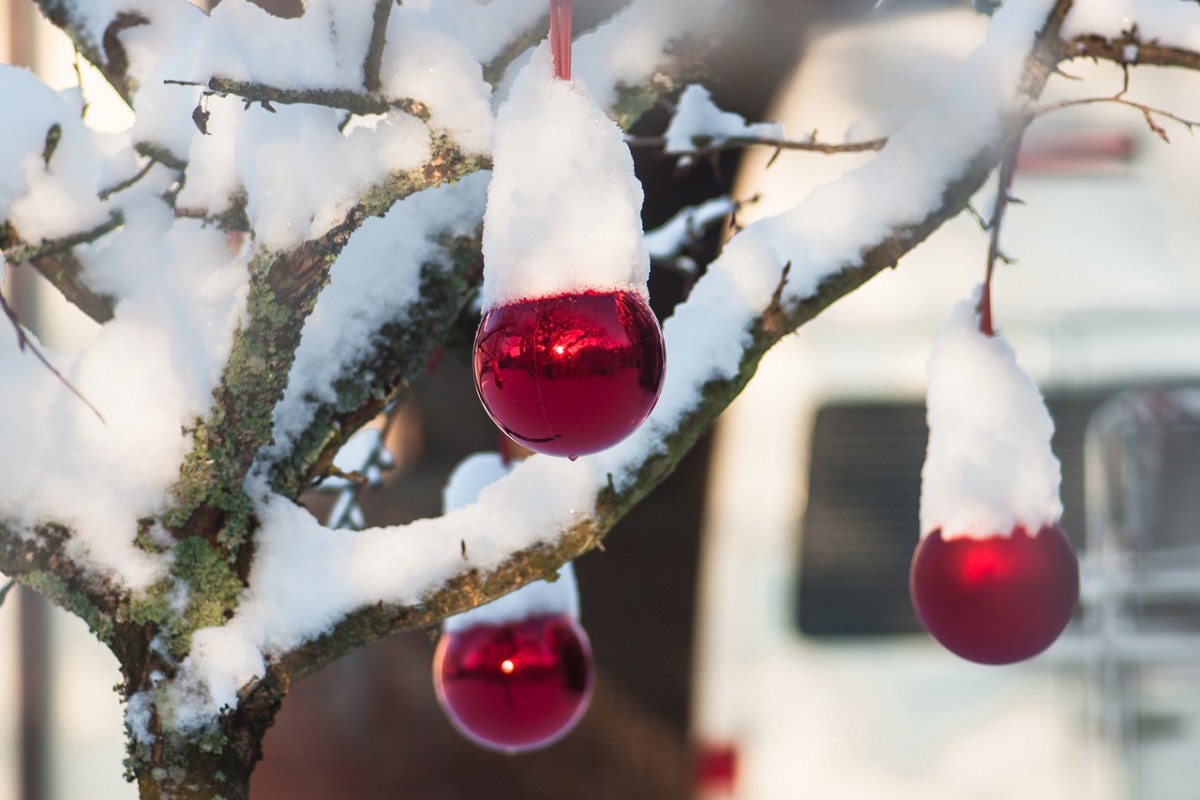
[909,523,1079,665]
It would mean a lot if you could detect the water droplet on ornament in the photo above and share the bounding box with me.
[568,454,577,462]
[473,290,665,458]
[909,524,1079,665]
[433,614,594,753]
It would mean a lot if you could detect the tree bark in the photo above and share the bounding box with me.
[129,678,286,800]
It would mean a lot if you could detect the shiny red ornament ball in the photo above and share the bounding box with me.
[909,524,1079,665]
[473,290,666,459]
[433,614,594,753]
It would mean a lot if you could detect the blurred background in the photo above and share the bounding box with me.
[4,1,1200,799]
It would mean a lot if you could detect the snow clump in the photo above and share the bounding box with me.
[920,294,1063,540]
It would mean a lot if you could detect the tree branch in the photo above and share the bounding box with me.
[257,16,731,497]
[164,140,490,554]
[628,131,888,157]
[2,214,121,324]
[0,520,123,644]
[608,34,713,130]
[1036,93,1200,140]
[165,77,426,120]
[362,0,393,94]
[33,1,148,104]
[265,229,484,498]
[3,212,123,265]
[1069,33,1200,72]
[482,13,550,86]
[247,0,1079,692]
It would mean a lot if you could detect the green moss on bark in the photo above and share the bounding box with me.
[18,571,115,643]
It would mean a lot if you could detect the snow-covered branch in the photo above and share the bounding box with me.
[3,212,121,323]
[33,0,147,103]
[260,217,485,498]
[160,0,1079,730]
[6,0,1200,795]
[164,137,488,535]
[164,76,411,118]
[0,519,124,643]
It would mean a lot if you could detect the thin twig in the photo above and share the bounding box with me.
[134,142,187,171]
[964,202,989,232]
[33,2,148,106]
[1,289,105,423]
[1068,34,1200,73]
[3,213,124,324]
[98,157,158,201]
[1035,95,1199,142]
[328,406,401,530]
[362,0,394,94]
[4,212,124,265]
[164,77,428,120]
[978,134,1024,337]
[483,14,550,85]
[627,131,887,157]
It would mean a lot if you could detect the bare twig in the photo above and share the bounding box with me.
[327,411,400,531]
[362,0,394,94]
[483,14,550,85]
[2,214,122,324]
[98,158,158,201]
[133,142,187,172]
[1069,34,1200,72]
[164,77,427,120]
[964,202,989,232]
[28,251,116,324]
[4,212,124,265]
[34,2,149,104]
[628,131,888,158]
[978,135,1024,337]
[0,288,105,422]
[1035,95,1200,142]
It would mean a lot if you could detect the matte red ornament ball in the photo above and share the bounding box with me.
[909,524,1079,665]
[433,614,594,753]
[473,290,666,459]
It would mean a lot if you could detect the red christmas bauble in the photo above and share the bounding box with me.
[473,290,666,459]
[433,614,594,753]
[909,524,1079,665]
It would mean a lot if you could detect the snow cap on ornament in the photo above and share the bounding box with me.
[919,295,1063,538]
[434,452,593,753]
[910,295,1078,666]
[480,44,650,309]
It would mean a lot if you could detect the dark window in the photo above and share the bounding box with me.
[795,393,1107,637]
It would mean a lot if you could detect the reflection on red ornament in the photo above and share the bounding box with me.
[433,614,594,753]
[473,290,666,459]
[909,524,1079,665]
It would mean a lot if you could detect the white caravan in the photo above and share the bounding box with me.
[691,7,1200,800]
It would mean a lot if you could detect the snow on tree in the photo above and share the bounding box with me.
[0,0,1198,797]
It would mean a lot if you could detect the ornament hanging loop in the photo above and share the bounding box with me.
[550,0,573,81]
